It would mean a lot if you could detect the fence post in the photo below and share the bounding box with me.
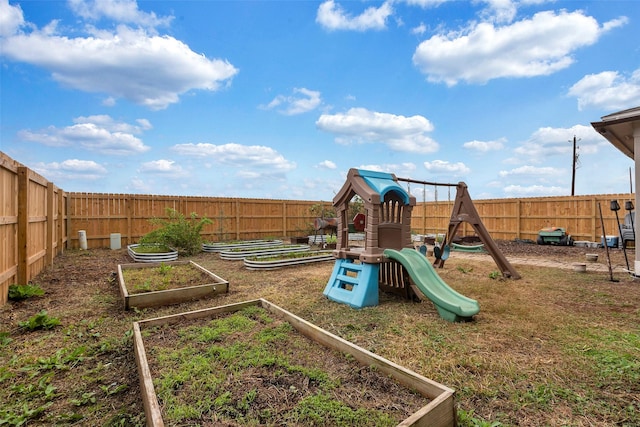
[17,167,28,285]
[126,195,133,246]
[516,199,521,240]
[57,190,64,253]
[235,199,240,240]
[46,182,55,266]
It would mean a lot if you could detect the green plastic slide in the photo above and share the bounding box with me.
[384,248,480,322]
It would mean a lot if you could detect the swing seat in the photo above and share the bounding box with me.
[433,244,450,261]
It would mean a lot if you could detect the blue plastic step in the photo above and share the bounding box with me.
[323,259,380,309]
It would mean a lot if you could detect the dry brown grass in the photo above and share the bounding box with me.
[1,247,639,426]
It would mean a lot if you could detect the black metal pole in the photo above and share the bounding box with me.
[611,200,630,270]
[599,202,617,282]
[571,136,576,196]
[614,209,630,270]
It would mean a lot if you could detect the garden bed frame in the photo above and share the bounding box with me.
[218,244,311,260]
[243,250,334,270]
[132,299,456,427]
[117,260,229,310]
[127,244,178,263]
[202,239,283,252]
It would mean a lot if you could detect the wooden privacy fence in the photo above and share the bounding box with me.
[412,192,635,243]
[67,193,327,249]
[1,152,67,306]
[1,150,636,306]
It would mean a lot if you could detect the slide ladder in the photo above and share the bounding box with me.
[323,259,380,308]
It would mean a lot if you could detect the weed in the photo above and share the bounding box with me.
[18,310,61,331]
[23,346,87,372]
[488,271,501,280]
[101,383,129,396]
[8,283,44,300]
[457,408,503,427]
[0,402,52,426]
[0,332,12,347]
[457,266,473,274]
[157,262,173,275]
[71,391,97,406]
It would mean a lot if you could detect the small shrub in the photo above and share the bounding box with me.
[8,284,44,300]
[140,208,212,256]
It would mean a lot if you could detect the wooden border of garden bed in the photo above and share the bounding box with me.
[132,299,456,427]
[117,260,229,310]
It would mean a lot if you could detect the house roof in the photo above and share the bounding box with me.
[591,106,640,159]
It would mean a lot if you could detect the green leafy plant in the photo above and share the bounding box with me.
[19,310,61,331]
[488,271,501,280]
[140,208,212,256]
[8,283,44,300]
[0,332,12,348]
[157,262,173,275]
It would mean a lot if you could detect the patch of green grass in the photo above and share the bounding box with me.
[285,392,397,427]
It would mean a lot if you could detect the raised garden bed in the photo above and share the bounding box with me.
[133,299,456,426]
[117,260,229,310]
[202,239,283,253]
[243,250,334,270]
[127,244,178,263]
[219,244,311,260]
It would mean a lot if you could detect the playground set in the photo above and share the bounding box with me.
[323,168,519,322]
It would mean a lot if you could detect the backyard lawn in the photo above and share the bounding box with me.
[0,242,638,426]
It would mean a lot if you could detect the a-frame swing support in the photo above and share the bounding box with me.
[435,182,520,279]
[398,177,520,280]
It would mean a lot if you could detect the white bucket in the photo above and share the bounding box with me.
[110,233,121,250]
[78,230,88,250]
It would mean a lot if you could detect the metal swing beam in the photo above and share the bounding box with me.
[397,177,520,280]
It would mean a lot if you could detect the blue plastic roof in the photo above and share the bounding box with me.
[357,169,410,204]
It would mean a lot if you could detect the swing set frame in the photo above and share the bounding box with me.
[398,177,520,279]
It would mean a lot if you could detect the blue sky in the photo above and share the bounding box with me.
[1,0,639,202]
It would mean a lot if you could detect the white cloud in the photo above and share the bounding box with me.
[411,22,427,36]
[513,124,603,162]
[317,160,337,169]
[463,138,505,152]
[316,107,438,153]
[316,0,393,31]
[31,159,108,181]
[358,163,417,175]
[18,116,151,155]
[503,184,565,196]
[68,0,173,30]
[412,10,624,86]
[423,160,470,176]
[261,88,322,115]
[172,143,296,177]
[0,0,25,37]
[568,68,640,111]
[499,165,563,177]
[139,159,186,176]
[1,12,238,110]
[477,0,518,24]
